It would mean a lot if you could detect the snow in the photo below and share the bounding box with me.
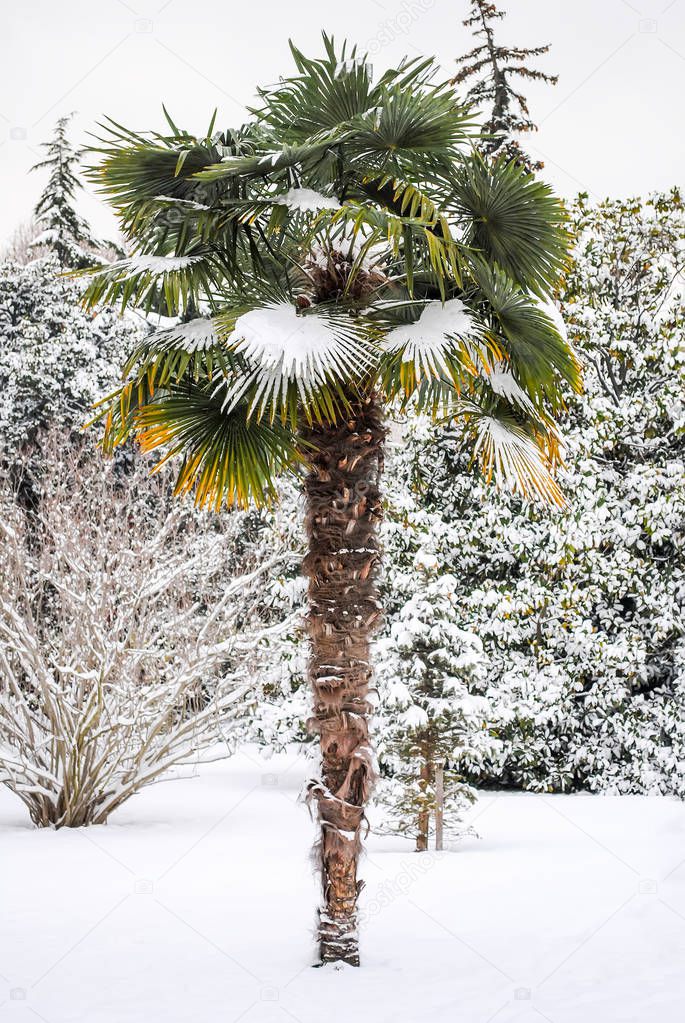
[153,196,210,211]
[383,299,475,377]
[255,152,283,168]
[399,705,429,727]
[30,228,59,246]
[275,188,340,213]
[538,297,568,341]
[475,415,530,457]
[486,362,535,410]
[95,254,203,277]
[0,257,139,447]
[150,317,218,352]
[368,194,685,800]
[413,549,439,571]
[2,748,684,1022]
[227,302,367,382]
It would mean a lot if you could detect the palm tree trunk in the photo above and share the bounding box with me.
[302,393,385,967]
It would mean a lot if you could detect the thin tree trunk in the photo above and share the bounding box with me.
[416,756,430,852]
[434,762,444,852]
[303,394,385,967]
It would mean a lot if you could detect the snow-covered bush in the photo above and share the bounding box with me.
[0,434,300,826]
[0,256,139,450]
[378,191,685,797]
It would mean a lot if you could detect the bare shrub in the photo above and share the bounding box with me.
[1,218,125,266]
[0,434,298,826]
[1,220,44,264]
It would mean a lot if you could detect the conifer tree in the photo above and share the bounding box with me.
[452,1,557,170]
[0,258,138,449]
[30,115,98,268]
[376,563,487,851]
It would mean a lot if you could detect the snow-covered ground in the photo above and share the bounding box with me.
[1,748,685,1022]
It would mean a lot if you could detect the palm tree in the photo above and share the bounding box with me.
[83,36,579,967]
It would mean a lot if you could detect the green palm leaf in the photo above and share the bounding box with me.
[452,154,571,296]
[136,383,302,510]
[471,260,581,404]
[252,36,436,143]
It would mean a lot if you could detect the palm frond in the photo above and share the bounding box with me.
[122,315,244,385]
[192,138,336,183]
[452,153,571,296]
[326,200,463,298]
[90,318,245,452]
[470,260,581,403]
[252,36,436,143]
[217,302,378,425]
[458,399,564,505]
[81,252,224,314]
[135,383,302,509]
[377,297,488,401]
[85,127,219,232]
[254,38,376,140]
[345,83,475,181]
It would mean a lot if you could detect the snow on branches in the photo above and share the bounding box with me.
[374,562,488,850]
[377,191,685,799]
[0,435,301,826]
[29,115,101,269]
[451,0,558,171]
[0,256,139,450]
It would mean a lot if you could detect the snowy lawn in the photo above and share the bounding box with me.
[1,748,685,1022]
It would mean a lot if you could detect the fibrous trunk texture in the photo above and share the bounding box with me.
[302,395,385,967]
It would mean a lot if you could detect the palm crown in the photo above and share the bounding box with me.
[83,35,579,509]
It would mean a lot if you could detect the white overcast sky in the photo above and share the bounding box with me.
[2,0,684,243]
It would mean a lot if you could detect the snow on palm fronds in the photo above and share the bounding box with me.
[382,299,477,381]
[92,253,205,278]
[0,433,300,827]
[223,301,374,417]
[470,411,563,506]
[276,188,341,213]
[148,316,219,353]
[485,363,537,413]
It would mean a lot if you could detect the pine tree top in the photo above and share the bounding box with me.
[30,114,98,269]
[453,0,558,171]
